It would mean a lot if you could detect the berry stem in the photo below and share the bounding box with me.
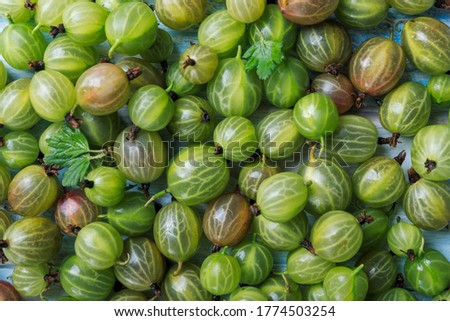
[80,180,94,189]
[353,263,365,275]
[324,63,341,77]
[200,108,211,122]
[115,253,131,266]
[24,0,37,10]
[424,158,437,173]
[378,133,401,147]
[108,39,121,59]
[67,225,81,236]
[28,60,45,72]
[214,145,223,155]
[126,67,142,81]
[182,55,196,69]
[49,24,65,38]
[65,112,83,129]
[300,239,316,254]
[400,249,416,261]
[126,124,141,141]
[407,167,421,184]
[0,240,8,248]
[393,150,407,165]
[357,210,374,225]
[144,189,168,208]
[173,261,183,276]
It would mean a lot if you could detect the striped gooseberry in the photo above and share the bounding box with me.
[113,237,166,292]
[253,211,308,251]
[352,153,408,208]
[113,125,167,185]
[256,109,305,160]
[0,0,35,23]
[148,144,229,207]
[203,192,252,249]
[102,191,156,237]
[29,70,76,122]
[153,201,202,274]
[258,274,302,301]
[0,131,39,170]
[293,92,339,142]
[403,174,450,231]
[213,116,258,162]
[404,249,450,297]
[387,0,435,15]
[323,264,369,301]
[296,20,352,74]
[167,95,215,143]
[349,37,406,98]
[335,0,389,28]
[198,10,245,58]
[8,165,60,217]
[75,63,131,116]
[231,237,273,286]
[379,81,431,147]
[356,250,397,295]
[249,4,297,52]
[54,188,100,237]
[207,46,262,117]
[401,17,450,75]
[229,287,267,301]
[263,57,310,109]
[387,221,424,258]
[310,210,363,263]
[109,289,148,301]
[0,78,40,130]
[410,124,450,181]
[74,221,123,270]
[285,247,336,285]
[0,22,46,70]
[155,0,207,31]
[0,216,62,265]
[127,85,175,132]
[40,36,97,83]
[256,172,308,223]
[179,44,218,85]
[278,0,339,25]
[226,0,265,23]
[62,2,108,46]
[324,115,378,164]
[105,2,157,58]
[161,263,210,301]
[297,157,352,217]
[200,247,241,296]
[60,255,115,301]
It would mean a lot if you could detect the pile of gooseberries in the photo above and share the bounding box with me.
[0,0,449,302]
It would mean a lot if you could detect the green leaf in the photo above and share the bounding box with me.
[243,38,284,80]
[44,123,92,187]
[61,156,90,187]
[44,124,90,165]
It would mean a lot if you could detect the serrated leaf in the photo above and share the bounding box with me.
[43,123,93,187]
[61,156,90,187]
[45,124,90,163]
[243,39,284,80]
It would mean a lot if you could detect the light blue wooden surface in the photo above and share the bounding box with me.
[0,1,449,300]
